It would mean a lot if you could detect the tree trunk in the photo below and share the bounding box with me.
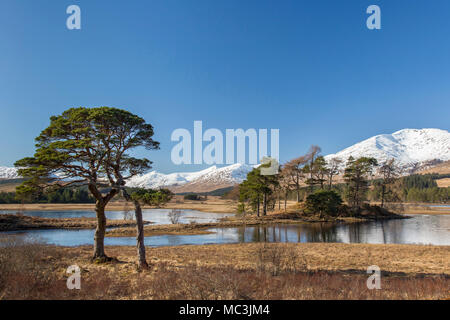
[278,193,281,211]
[122,189,148,269]
[257,195,260,217]
[263,193,267,216]
[133,200,148,269]
[93,200,108,260]
[284,191,288,212]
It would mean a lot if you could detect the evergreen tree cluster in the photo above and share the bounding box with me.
[0,187,94,204]
[369,174,449,203]
[238,146,449,217]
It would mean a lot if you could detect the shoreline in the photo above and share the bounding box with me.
[0,214,152,232]
[105,214,407,237]
[0,211,407,234]
[0,198,448,215]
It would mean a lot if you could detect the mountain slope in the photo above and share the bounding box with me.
[126,163,255,192]
[0,166,20,180]
[324,128,450,172]
[1,128,448,191]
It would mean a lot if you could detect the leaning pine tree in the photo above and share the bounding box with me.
[15,107,159,265]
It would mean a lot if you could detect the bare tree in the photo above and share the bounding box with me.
[378,159,400,208]
[279,165,293,211]
[168,209,182,224]
[325,158,342,189]
[284,156,308,202]
[303,145,322,194]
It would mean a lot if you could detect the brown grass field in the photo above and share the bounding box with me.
[0,196,448,215]
[0,237,448,300]
[436,178,450,188]
[0,196,236,213]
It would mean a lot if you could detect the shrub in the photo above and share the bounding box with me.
[168,209,182,224]
[183,194,201,201]
[305,190,343,216]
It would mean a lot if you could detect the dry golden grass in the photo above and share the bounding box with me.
[1,236,449,300]
[0,195,447,218]
[163,195,236,213]
[0,182,21,192]
[401,203,450,215]
[436,178,450,188]
[418,160,450,175]
[0,196,237,213]
[53,242,450,277]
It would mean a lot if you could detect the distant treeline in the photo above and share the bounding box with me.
[0,186,174,205]
[369,174,450,203]
[0,178,25,185]
[0,187,94,204]
[176,186,234,197]
[224,173,450,204]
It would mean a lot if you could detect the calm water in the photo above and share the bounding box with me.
[0,208,233,225]
[1,210,449,246]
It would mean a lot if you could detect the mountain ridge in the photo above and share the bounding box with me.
[324,128,450,172]
[1,128,448,192]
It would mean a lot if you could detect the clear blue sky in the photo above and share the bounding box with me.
[1,0,449,172]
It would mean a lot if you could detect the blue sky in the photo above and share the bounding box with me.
[1,0,449,173]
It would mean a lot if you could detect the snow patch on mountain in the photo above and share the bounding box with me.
[2,128,448,188]
[324,128,450,171]
[126,163,255,189]
[0,166,20,180]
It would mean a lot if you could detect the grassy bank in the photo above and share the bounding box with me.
[0,196,448,215]
[0,238,448,300]
[0,214,150,231]
[0,196,237,213]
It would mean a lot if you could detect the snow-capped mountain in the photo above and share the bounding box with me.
[1,128,448,190]
[0,163,254,191]
[126,163,255,192]
[324,128,450,172]
[0,166,20,180]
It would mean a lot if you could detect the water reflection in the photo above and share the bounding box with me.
[1,213,449,247]
[209,214,450,245]
[0,209,233,225]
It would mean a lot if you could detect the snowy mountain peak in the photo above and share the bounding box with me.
[324,128,450,171]
[1,128,448,191]
[0,166,20,180]
[125,163,255,191]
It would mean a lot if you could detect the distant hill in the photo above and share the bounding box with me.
[127,163,255,193]
[325,128,450,173]
[1,128,448,193]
